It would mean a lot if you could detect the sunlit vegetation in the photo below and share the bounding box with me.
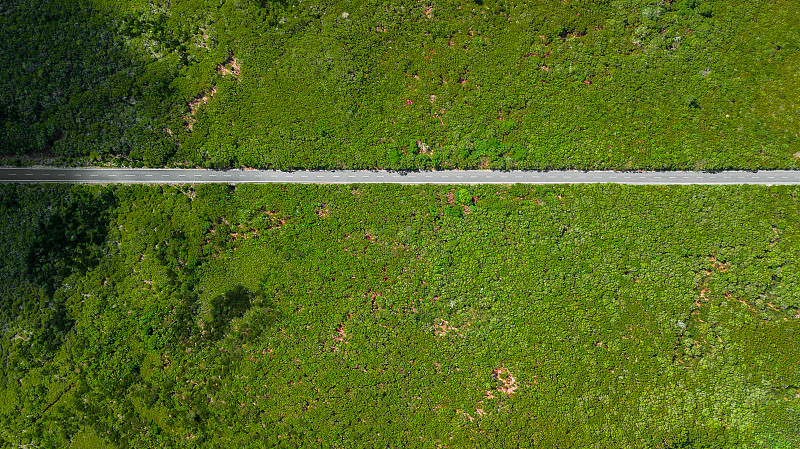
[1,183,799,447]
[1,0,798,169]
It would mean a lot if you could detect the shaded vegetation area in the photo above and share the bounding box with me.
[1,184,799,447]
[1,0,798,170]
[0,0,184,165]
[0,185,117,357]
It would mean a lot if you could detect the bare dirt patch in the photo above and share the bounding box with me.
[263,210,286,228]
[184,86,217,131]
[695,255,731,301]
[188,87,216,116]
[333,323,346,342]
[217,54,241,78]
[202,211,283,255]
[417,140,432,154]
[456,409,475,422]
[708,256,730,272]
[197,27,211,50]
[492,365,519,395]
[365,291,385,310]
[434,319,461,337]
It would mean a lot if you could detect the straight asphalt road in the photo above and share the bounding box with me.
[2,167,800,185]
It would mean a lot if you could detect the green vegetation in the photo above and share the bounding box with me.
[1,183,799,447]
[1,0,798,170]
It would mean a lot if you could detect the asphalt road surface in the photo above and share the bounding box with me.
[2,168,800,184]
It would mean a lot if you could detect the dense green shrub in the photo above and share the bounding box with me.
[1,0,798,169]
[1,184,799,447]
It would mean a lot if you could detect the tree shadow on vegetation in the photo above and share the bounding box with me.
[2,185,119,354]
[26,188,117,296]
[0,0,180,164]
[206,285,282,341]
